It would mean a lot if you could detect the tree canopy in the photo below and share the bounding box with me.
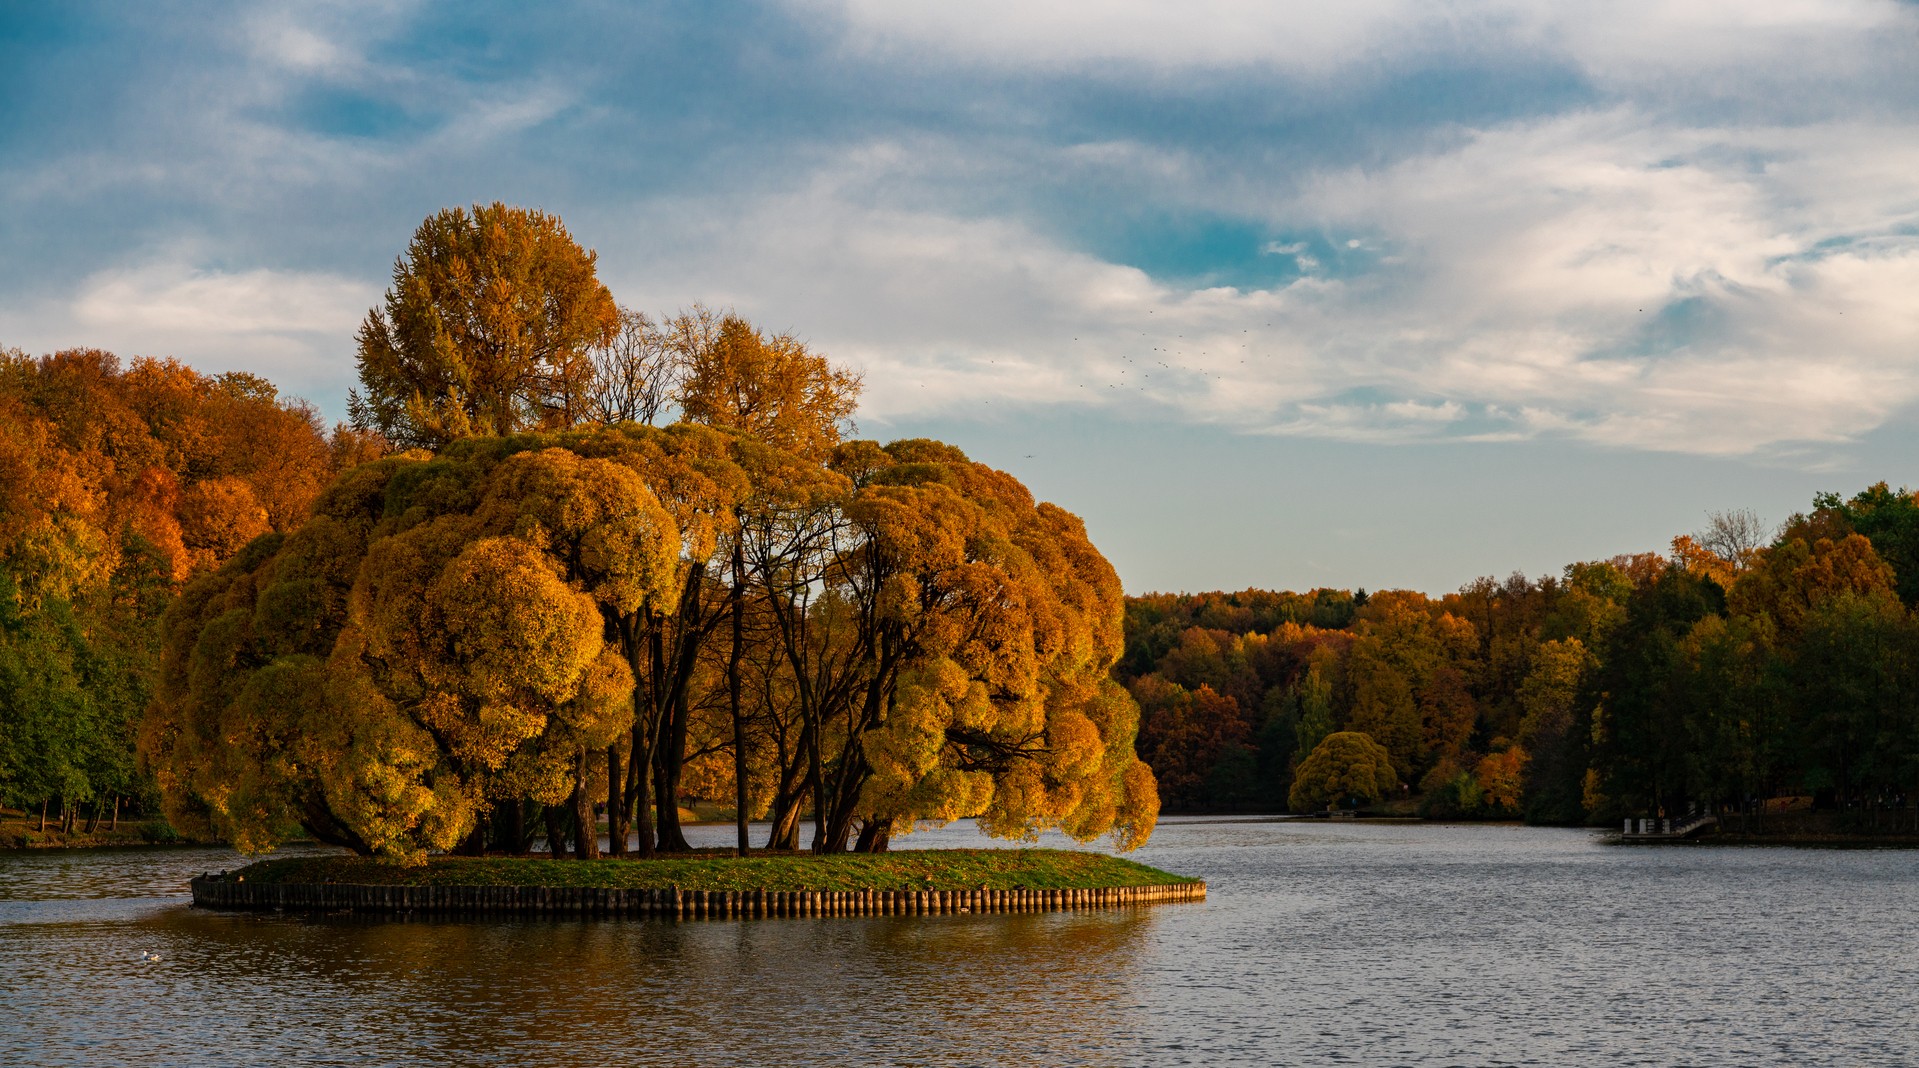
[0,348,356,820]
[1288,731,1398,811]
[141,424,1157,860]
[1119,486,1919,826]
[350,203,619,448]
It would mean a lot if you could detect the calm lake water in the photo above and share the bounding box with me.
[3,818,1915,1066]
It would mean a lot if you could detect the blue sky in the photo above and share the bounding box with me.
[5,1,1919,595]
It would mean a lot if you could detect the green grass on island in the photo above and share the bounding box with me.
[232,848,1199,893]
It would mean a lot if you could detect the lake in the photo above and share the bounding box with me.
[3,818,1915,1066]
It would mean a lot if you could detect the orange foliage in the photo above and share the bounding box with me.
[1474,747,1528,814]
[0,348,343,589]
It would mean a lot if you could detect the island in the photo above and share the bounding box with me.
[190,848,1207,918]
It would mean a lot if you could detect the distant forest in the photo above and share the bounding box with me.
[1122,490,1919,823]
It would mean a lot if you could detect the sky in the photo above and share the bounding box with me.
[4,1,1918,596]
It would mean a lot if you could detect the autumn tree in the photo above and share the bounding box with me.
[141,429,687,860]
[792,439,1158,852]
[1586,569,1693,817]
[1515,637,1595,823]
[1132,679,1249,810]
[586,307,679,427]
[674,309,862,460]
[1811,485,1919,606]
[1344,591,1478,780]
[1473,748,1527,816]
[658,316,862,853]
[1289,731,1398,811]
[350,203,619,448]
[140,424,1159,859]
[0,348,340,827]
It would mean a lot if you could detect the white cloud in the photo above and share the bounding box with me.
[73,261,375,337]
[6,0,1914,464]
[795,0,1426,74]
[795,0,1915,89]
[0,259,379,407]
[597,104,1919,457]
[240,0,420,81]
[1274,111,1919,452]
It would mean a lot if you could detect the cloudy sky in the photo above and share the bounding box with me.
[5,1,1918,595]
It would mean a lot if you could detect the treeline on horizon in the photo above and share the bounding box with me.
[1122,493,1919,823]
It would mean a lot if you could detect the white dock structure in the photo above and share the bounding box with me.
[1619,814,1717,842]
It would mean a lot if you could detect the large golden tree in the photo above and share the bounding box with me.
[349,203,619,449]
[141,425,1158,860]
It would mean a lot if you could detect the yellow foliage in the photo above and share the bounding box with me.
[847,442,1154,850]
[1289,730,1399,811]
[144,420,1160,861]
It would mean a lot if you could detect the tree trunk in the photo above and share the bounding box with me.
[651,564,708,854]
[37,798,45,833]
[109,795,119,831]
[821,766,865,853]
[544,804,571,860]
[300,794,376,855]
[853,819,890,853]
[455,816,486,856]
[620,615,658,859]
[511,799,529,856]
[572,750,601,860]
[606,744,627,857]
[654,687,693,852]
[765,799,804,851]
[762,713,814,851]
[84,798,101,834]
[729,541,749,858]
[808,714,828,853]
[819,661,894,852]
[628,723,656,859]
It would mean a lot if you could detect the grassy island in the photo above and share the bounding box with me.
[231,848,1198,893]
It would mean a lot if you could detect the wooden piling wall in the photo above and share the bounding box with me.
[189,875,1206,918]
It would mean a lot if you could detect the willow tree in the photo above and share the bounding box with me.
[141,429,684,861]
[140,423,1160,859]
[1289,731,1399,812]
[746,438,1160,853]
[350,203,619,449]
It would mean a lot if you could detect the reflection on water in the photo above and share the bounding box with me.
[4,819,1918,1066]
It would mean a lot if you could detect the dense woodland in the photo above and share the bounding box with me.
[7,204,1156,859]
[1125,494,1919,823]
[4,201,1916,850]
[0,350,380,830]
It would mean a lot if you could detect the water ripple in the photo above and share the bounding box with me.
[1,821,1915,1066]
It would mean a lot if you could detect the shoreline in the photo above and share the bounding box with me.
[1615,833,1919,848]
[190,848,1206,919]
[0,824,182,851]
